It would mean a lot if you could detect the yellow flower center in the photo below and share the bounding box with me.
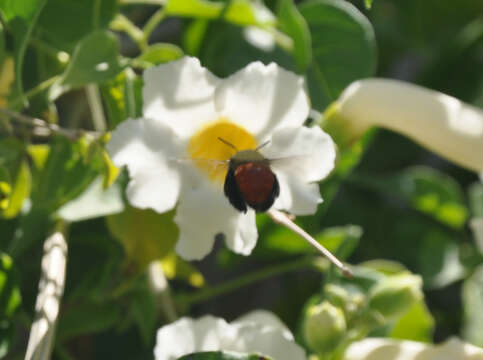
[188,118,257,183]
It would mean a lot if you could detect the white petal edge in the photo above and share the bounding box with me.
[262,126,336,215]
[174,180,258,260]
[337,79,483,172]
[106,118,182,213]
[214,62,310,140]
[234,310,294,340]
[143,57,221,139]
[154,315,306,360]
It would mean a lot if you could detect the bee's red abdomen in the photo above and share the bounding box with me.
[234,162,275,207]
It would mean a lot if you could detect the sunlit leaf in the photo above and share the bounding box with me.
[390,301,434,342]
[0,56,14,107]
[107,206,178,269]
[133,43,183,69]
[1,160,31,218]
[300,0,377,109]
[277,0,312,72]
[165,0,272,27]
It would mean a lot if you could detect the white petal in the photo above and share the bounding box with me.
[143,57,221,139]
[262,126,335,214]
[154,315,306,360]
[174,182,258,260]
[244,27,276,52]
[337,79,483,172]
[262,126,336,182]
[106,118,182,213]
[234,310,294,340]
[343,338,426,360]
[154,316,235,360]
[214,62,310,139]
[236,324,306,360]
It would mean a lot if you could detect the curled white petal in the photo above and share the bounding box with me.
[174,181,258,260]
[106,118,182,213]
[143,57,220,139]
[154,314,306,360]
[337,79,483,172]
[244,27,276,51]
[214,62,310,139]
[343,337,483,360]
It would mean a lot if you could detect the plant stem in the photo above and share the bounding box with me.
[148,261,178,322]
[142,8,166,47]
[10,75,61,109]
[85,84,107,132]
[176,256,321,306]
[268,209,352,277]
[110,14,145,50]
[25,226,68,360]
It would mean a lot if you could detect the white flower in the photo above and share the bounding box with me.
[343,337,483,360]
[107,57,335,260]
[333,79,483,173]
[153,310,306,360]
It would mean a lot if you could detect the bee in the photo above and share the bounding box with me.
[218,137,279,213]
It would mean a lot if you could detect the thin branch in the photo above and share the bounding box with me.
[25,228,68,360]
[268,209,352,277]
[0,108,100,140]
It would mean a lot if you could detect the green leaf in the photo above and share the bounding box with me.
[418,229,465,289]
[0,138,31,218]
[277,0,312,72]
[57,177,124,222]
[469,182,483,217]
[57,301,121,341]
[31,136,103,212]
[0,253,20,359]
[1,0,47,107]
[183,19,210,56]
[0,253,21,319]
[133,43,183,69]
[300,0,377,109]
[355,166,469,229]
[1,160,31,218]
[130,278,157,346]
[50,30,124,99]
[177,352,271,360]
[364,0,373,9]
[462,264,483,347]
[390,301,434,342]
[258,223,361,259]
[106,206,178,269]
[165,0,272,27]
[37,0,118,52]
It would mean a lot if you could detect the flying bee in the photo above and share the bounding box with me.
[220,137,280,213]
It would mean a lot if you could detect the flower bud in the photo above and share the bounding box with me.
[368,273,423,320]
[303,301,346,354]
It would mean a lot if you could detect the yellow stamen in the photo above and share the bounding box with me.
[188,118,257,183]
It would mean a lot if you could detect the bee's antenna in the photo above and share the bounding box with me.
[256,140,270,151]
[217,137,238,152]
